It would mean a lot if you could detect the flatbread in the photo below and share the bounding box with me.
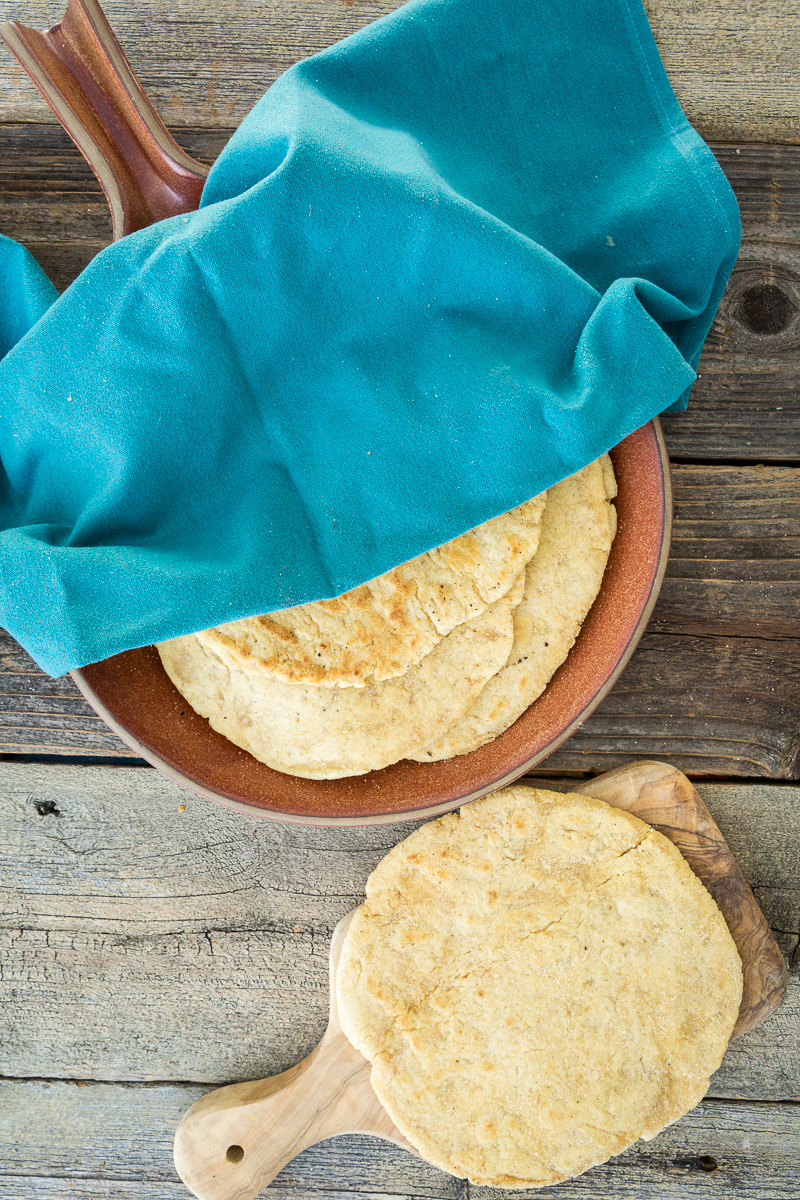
[194,494,546,689]
[336,786,742,1188]
[156,572,525,779]
[409,456,616,761]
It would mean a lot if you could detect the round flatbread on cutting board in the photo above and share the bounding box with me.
[336,786,742,1188]
[157,572,524,779]
[193,493,547,688]
[409,455,617,761]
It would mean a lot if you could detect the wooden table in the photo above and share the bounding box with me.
[1,2,798,1198]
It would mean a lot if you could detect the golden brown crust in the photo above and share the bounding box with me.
[156,573,524,778]
[194,495,546,688]
[409,456,616,761]
[336,786,743,1187]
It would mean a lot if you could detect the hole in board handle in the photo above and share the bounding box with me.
[226,1145,245,1164]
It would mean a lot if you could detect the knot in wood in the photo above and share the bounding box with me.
[735,283,797,335]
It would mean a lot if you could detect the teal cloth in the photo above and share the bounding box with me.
[0,0,739,677]
[0,234,58,358]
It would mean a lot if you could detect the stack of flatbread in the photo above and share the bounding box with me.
[157,456,617,777]
[336,785,743,1188]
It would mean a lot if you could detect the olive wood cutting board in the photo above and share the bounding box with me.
[173,760,787,1200]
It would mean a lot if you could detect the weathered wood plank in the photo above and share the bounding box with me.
[545,631,800,778]
[2,466,798,777]
[0,1079,460,1197]
[1,765,796,1098]
[0,0,798,144]
[642,0,800,145]
[543,467,800,778]
[0,626,141,754]
[0,123,226,290]
[662,144,800,463]
[2,126,798,460]
[2,623,798,776]
[1,1079,799,1200]
[658,466,800,637]
[692,782,800,1102]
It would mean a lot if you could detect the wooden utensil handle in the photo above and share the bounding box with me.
[173,1022,376,1200]
[572,760,787,1037]
[173,914,414,1200]
[0,0,208,240]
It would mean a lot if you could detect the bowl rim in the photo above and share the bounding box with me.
[72,419,672,826]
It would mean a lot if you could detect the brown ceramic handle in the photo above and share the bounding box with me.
[572,761,788,1038]
[1,0,208,240]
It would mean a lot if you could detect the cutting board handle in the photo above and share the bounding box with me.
[173,1023,375,1200]
[173,915,416,1200]
[0,0,207,240]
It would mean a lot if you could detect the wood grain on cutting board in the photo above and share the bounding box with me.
[170,762,785,1200]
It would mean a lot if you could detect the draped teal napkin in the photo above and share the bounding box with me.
[0,0,740,677]
[0,234,58,358]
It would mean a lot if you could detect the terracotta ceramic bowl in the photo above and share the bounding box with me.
[72,420,671,825]
[8,6,671,822]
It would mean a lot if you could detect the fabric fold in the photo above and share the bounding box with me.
[0,234,58,360]
[0,0,740,676]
